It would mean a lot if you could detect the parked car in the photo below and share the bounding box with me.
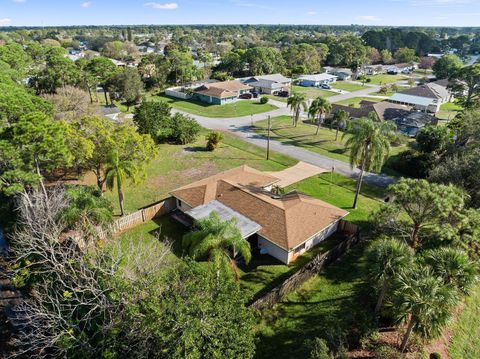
[320,83,331,90]
[239,93,253,99]
[276,91,289,97]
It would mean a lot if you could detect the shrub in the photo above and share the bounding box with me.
[206,131,224,151]
[170,113,201,144]
[374,345,402,359]
[308,338,334,359]
[260,96,269,104]
[379,86,389,94]
[430,353,442,359]
[366,78,372,83]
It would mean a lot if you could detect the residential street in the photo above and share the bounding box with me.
[172,104,396,188]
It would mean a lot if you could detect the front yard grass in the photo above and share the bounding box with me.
[149,94,277,118]
[366,74,408,85]
[333,96,384,107]
[100,129,296,214]
[437,101,463,121]
[331,82,366,92]
[292,85,337,99]
[253,115,409,177]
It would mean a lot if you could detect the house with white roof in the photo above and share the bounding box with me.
[389,80,452,113]
[298,74,338,87]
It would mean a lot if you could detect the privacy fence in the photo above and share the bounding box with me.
[250,222,361,311]
[112,197,176,234]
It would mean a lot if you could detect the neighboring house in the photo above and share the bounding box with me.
[170,166,348,264]
[323,67,353,81]
[385,63,417,74]
[109,58,127,68]
[364,65,385,75]
[395,112,437,137]
[389,80,452,113]
[331,100,410,121]
[166,80,252,105]
[298,73,338,87]
[240,74,292,94]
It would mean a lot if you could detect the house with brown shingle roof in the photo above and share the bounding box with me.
[389,80,452,113]
[170,165,348,264]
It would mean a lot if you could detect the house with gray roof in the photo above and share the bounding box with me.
[389,80,452,113]
[240,74,292,94]
[298,73,337,87]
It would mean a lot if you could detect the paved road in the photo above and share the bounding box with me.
[172,105,396,188]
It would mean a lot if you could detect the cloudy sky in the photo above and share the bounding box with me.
[1,0,479,27]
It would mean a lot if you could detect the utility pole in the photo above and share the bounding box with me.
[266,115,271,160]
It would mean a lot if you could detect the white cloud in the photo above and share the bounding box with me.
[0,18,12,26]
[144,2,178,10]
[306,11,317,15]
[13,0,26,3]
[357,15,382,22]
[81,1,92,8]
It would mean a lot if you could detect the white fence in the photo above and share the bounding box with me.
[165,87,191,100]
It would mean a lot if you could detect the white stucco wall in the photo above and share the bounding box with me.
[258,236,289,264]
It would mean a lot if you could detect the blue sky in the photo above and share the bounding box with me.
[1,0,480,27]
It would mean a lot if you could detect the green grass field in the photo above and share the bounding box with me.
[292,85,337,99]
[333,96,384,107]
[437,101,463,121]
[149,95,277,118]
[449,286,480,359]
[255,243,371,359]
[100,129,296,214]
[253,115,409,177]
[366,74,408,85]
[331,82,365,92]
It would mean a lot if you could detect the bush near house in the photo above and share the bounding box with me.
[206,131,224,151]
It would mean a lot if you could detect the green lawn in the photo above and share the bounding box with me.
[334,97,384,107]
[149,95,277,118]
[437,101,463,121]
[292,85,337,99]
[253,115,410,177]
[331,82,366,92]
[366,74,408,85]
[255,243,372,359]
[372,85,410,97]
[450,286,480,359]
[100,129,296,214]
[265,95,288,103]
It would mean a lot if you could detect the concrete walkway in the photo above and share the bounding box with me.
[172,107,396,188]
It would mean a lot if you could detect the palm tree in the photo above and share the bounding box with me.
[182,212,252,279]
[343,118,397,209]
[366,237,412,316]
[331,110,349,141]
[308,97,332,135]
[105,150,138,217]
[287,92,308,127]
[394,266,458,352]
[423,247,477,295]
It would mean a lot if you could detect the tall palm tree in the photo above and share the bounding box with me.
[423,247,477,295]
[287,92,308,127]
[105,150,138,217]
[331,109,349,141]
[182,212,251,279]
[366,237,412,316]
[394,266,458,352]
[308,96,332,135]
[343,118,397,209]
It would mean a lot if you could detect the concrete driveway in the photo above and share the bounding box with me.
[266,162,328,188]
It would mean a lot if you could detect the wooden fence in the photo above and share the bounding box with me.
[250,229,361,311]
[112,197,176,234]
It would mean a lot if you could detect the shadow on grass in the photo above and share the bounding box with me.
[254,242,376,359]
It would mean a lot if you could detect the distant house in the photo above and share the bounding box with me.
[166,80,252,105]
[364,65,385,76]
[323,67,353,81]
[298,73,337,87]
[240,74,292,94]
[385,63,417,75]
[389,80,452,113]
[331,100,410,121]
[109,58,127,68]
[170,166,348,264]
[395,112,437,137]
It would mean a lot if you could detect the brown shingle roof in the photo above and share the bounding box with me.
[195,87,238,99]
[194,80,252,99]
[400,84,440,99]
[171,166,348,250]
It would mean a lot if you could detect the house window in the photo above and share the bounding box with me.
[177,199,182,208]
